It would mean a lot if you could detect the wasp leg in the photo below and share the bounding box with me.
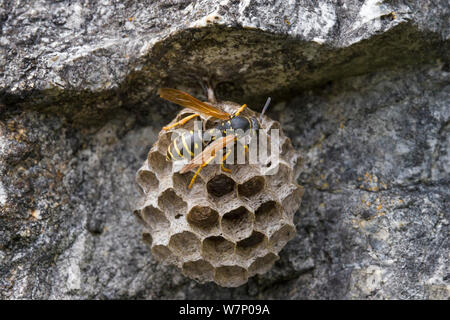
[188,153,217,189]
[220,149,233,173]
[243,144,249,160]
[234,104,247,116]
[163,113,200,131]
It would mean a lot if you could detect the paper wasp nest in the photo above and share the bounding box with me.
[134,101,303,287]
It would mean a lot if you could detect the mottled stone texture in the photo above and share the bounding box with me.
[0,1,449,299]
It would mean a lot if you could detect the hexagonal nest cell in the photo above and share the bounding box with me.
[134,99,304,287]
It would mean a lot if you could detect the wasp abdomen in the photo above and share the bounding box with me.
[167,130,203,161]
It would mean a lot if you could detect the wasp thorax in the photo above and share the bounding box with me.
[134,101,303,287]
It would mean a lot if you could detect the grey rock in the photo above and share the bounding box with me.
[0,1,449,299]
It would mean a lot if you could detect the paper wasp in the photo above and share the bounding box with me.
[158,88,271,189]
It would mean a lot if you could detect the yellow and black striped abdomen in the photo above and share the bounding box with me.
[166,130,203,161]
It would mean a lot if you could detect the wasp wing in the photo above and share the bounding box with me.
[159,88,230,120]
[180,134,236,173]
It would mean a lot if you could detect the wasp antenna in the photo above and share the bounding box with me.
[259,97,271,122]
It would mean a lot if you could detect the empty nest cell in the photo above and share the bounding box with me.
[229,164,260,184]
[148,150,170,176]
[220,206,254,242]
[254,200,282,232]
[156,131,173,153]
[214,266,248,288]
[235,231,267,259]
[206,174,235,197]
[238,176,265,198]
[248,253,279,277]
[202,236,235,265]
[142,205,170,231]
[266,161,292,189]
[187,205,219,232]
[168,231,201,259]
[136,169,159,194]
[158,188,187,219]
[182,259,215,283]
